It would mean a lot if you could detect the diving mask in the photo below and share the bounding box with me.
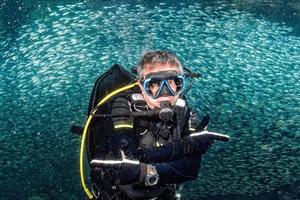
[140,70,185,99]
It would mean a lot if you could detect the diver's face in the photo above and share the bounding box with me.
[138,63,181,109]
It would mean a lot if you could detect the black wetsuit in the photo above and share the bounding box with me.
[90,87,202,200]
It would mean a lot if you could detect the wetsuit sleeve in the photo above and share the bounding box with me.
[135,133,213,163]
[153,155,202,184]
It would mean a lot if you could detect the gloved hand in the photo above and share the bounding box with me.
[113,162,147,185]
[90,151,152,185]
[180,134,214,156]
[181,131,230,156]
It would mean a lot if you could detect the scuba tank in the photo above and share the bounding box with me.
[86,64,136,162]
[71,64,138,199]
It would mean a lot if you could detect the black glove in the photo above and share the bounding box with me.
[180,134,214,156]
[112,162,147,185]
[181,131,230,156]
[90,154,148,185]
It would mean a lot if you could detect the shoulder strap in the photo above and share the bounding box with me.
[87,64,136,115]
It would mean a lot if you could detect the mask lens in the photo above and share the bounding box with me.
[147,79,161,96]
[173,76,184,92]
[166,77,184,93]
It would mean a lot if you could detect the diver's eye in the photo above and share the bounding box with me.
[149,80,161,88]
[148,80,161,95]
[168,79,174,85]
[167,79,177,92]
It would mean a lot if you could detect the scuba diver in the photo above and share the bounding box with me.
[72,51,230,200]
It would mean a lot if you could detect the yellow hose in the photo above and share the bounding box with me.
[80,82,138,199]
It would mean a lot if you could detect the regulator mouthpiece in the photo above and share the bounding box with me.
[159,101,173,121]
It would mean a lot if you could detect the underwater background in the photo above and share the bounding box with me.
[1,0,299,199]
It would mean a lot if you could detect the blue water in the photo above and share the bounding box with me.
[1,1,299,200]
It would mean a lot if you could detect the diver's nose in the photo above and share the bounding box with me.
[159,82,173,97]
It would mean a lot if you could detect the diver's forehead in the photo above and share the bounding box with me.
[143,63,180,76]
[145,70,179,79]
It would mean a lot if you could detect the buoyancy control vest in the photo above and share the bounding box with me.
[86,64,181,200]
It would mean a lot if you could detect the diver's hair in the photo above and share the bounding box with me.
[137,50,183,78]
